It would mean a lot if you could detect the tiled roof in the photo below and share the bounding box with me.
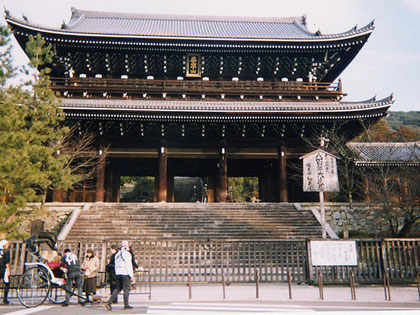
[348,142,420,165]
[5,8,374,41]
[59,96,392,114]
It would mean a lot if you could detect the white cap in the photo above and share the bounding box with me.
[121,240,129,250]
[0,240,8,249]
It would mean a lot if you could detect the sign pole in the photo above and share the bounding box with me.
[319,191,326,238]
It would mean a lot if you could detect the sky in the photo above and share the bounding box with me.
[1,0,419,112]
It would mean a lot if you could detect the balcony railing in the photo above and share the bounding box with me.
[50,77,345,100]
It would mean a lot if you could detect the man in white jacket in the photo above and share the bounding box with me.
[105,240,134,311]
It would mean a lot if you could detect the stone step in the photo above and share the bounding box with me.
[65,203,322,241]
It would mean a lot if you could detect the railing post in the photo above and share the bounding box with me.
[255,269,259,299]
[188,272,192,300]
[383,271,391,301]
[349,269,356,300]
[288,270,292,300]
[318,269,324,300]
[222,273,226,299]
[417,271,420,301]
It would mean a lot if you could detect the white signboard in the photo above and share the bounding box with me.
[311,241,358,266]
[302,149,339,192]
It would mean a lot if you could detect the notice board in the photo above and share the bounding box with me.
[310,240,358,266]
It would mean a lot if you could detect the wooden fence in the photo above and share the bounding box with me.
[6,238,420,284]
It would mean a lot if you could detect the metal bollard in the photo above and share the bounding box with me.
[288,270,292,300]
[318,269,324,300]
[383,271,391,301]
[188,272,192,300]
[349,269,356,300]
[222,273,226,299]
[255,269,260,299]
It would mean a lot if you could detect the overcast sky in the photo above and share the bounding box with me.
[1,0,419,111]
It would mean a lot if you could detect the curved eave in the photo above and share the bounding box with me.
[60,99,392,120]
[6,17,373,44]
[355,161,419,167]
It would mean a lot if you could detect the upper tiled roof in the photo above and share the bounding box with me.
[5,7,374,41]
[348,142,420,165]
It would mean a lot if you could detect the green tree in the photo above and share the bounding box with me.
[0,30,94,238]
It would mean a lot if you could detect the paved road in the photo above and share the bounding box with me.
[1,301,419,314]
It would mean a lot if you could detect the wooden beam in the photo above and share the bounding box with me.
[217,148,227,202]
[278,145,288,202]
[95,151,106,202]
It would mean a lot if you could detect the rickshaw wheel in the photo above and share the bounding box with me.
[17,266,51,308]
[48,284,73,304]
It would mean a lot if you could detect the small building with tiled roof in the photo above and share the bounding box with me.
[348,142,420,166]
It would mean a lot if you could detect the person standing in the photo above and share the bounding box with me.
[105,240,134,311]
[106,245,119,303]
[61,248,85,306]
[81,249,99,302]
[190,185,198,202]
[226,185,233,202]
[0,240,10,305]
[201,184,208,203]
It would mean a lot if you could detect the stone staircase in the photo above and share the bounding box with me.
[64,203,322,241]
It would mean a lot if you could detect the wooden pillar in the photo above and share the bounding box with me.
[217,147,227,202]
[82,182,86,202]
[105,164,113,202]
[96,151,106,202]
[278,145,288,202]
[157,147,167,202]
[52,189,64,202]
[364,176,370,202]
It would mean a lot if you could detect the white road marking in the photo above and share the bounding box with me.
[147,304,313,312]
[4,306,56,315]
[170,303,419,310]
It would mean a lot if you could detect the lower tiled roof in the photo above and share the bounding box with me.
[348,142,420,165]
[60,98,392,115]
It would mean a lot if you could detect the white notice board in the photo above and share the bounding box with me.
[310,241,358,266]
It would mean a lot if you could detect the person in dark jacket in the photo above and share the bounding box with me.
[0,240,10,305]
[61,248,84,306]
[106,245,119,303]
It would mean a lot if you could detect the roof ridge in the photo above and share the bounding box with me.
[70,7,302,24]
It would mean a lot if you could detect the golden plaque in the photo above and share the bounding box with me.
[186,54,201,77]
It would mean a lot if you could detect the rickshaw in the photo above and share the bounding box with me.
[17,232,82,308]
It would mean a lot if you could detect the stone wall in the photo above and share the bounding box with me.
[16,203,86,237]
[299,202,419,237]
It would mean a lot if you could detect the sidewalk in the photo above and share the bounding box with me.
[127,283,419,304]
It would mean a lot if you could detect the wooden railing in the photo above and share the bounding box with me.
[310,239,420,284]
[6,239,419,284]
[50,77,344,98]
